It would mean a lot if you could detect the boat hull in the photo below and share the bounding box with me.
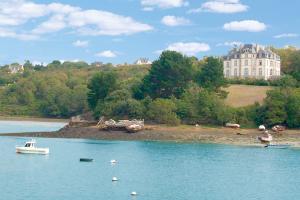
[16,147,49,155]
[80,158,93,162]
[265,144,291,149]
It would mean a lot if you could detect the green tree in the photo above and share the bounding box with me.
[87,71,118,110]
[196,57,226,91]
[263,89,288,126]
[136,51,194,99]
[286,89,300,127]
[147,98,180,125]
[272,75,298,88]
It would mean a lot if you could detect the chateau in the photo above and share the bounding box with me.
[223,44,281,80]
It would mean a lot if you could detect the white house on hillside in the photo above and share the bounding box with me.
[134,58,152,65]
[223,44,281,80]
[8,64,24,74]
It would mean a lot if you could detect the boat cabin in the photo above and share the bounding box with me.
[24,140,36,148]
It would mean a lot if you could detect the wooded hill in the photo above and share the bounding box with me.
[0,46,300,128]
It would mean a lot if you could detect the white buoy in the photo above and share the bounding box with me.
[131,192,137,196]
[112,177,118,181]
[110,159,117,164]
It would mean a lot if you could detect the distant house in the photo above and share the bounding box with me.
[91,62,104,67]
[134,58,152,65]
[8,64,24,74]
[223,44,281,80]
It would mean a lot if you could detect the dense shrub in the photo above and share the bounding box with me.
[147,98,180,125]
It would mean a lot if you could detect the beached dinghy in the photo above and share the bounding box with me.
[258,132,273,143]
[16,139,49,155]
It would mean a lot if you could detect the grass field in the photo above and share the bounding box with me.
[224,84,273,107]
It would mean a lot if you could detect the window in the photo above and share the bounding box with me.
[270,69,273,76]
[244,68,249,77]
[226,62,230,67]
[259,68,263,76]
[234,68,238,77]
[226,70,230,77]
[234,60,237,66]
[245,60,248,66]
[259,60,262,66]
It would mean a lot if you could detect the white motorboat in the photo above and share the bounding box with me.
[16,139,49,155]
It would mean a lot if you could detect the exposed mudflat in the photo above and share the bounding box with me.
[2,125,300,147]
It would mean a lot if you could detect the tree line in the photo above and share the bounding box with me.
[1,47,300,128]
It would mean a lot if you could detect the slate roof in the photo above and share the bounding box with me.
[223,44,280,61]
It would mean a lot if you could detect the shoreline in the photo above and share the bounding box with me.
[0,116,68,123]
[1,124,300,147]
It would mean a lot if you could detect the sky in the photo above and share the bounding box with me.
[0,0,299,65]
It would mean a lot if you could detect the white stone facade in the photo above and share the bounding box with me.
[134,58,152,65]
[8,64,24,74]
[223,44,281,80]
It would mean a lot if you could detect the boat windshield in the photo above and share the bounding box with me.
[25,143,34,147]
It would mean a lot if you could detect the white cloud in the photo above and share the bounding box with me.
[216,41,243,47]
[189,0,248,14]
[142,7,154,11]
[0,0,48,26]
[161,16,190,26]
[32,15,66,34]
[223,20,266,32]
[67,10,153,36]
[141,0,189,9]
[73,40,89,47]
[0,0,153,40]
[274,33,298,39]
[0,27,38,40]
[162,42,210,56]
[95,50,117,58]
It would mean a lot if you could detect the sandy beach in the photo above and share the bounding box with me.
[2,124,300,147]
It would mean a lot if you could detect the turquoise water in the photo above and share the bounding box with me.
[1,125,300,199]
[0,120,66,133]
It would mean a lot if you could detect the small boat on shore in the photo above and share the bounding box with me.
[80,158,93,162]
[16,139,49,155]
[258,132,273,143]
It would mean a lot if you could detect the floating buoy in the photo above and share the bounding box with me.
[112,177,118,181]
[131,192,137,196]
[80,158,93,162]
[110,159,117,164]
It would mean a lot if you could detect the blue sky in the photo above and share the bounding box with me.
[0,0,299,65]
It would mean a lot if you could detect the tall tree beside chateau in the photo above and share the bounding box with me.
[272,46,300,81]
[135,51,194,99]
[87,71,118,110]
[197,57,226,91]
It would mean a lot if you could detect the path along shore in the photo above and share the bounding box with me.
[1,125,300,147]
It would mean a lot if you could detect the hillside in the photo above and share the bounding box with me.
[224,85,272,107]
